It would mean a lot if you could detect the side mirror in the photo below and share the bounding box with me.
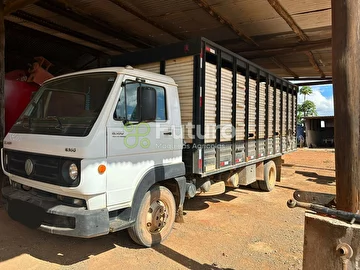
[138,86,156,122]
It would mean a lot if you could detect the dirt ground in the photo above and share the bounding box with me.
[0,148,335,270]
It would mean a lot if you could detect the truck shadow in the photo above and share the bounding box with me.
[283,163,335,172]
[0,206,235,268]
[0,192,238,267]
[183,189,246,211]
[295,170,336,185]
[0,187,249,267]
[153,244,235,270]
[0,207,139,265]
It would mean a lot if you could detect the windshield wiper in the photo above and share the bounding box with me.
[47,116,63,130]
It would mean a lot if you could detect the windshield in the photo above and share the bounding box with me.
[10,72,117,137]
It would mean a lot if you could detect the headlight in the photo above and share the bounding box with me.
[61,161,80,186]
[69,163,78,181]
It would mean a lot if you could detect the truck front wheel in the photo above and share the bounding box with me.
[128,185,176,247]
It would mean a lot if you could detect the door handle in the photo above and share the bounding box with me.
[163,132,172,135]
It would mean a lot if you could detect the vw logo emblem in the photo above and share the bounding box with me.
[25,159,34,176]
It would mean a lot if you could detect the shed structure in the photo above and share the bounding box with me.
[304,116,334,148]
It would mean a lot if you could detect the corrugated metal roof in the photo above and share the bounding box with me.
[4,0,333,78]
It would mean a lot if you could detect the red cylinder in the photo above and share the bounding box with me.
[5,79,39,134]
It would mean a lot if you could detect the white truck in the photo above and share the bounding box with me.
[1,38,297,247]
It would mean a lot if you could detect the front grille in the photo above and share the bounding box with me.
[5,150,81,187]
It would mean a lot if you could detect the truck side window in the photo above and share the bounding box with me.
[156,87,166,121]
[125,83,139,121]
[114,81,166,122]
[114,82,138,121]
[114,88,126,120]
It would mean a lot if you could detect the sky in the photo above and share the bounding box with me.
[298,84,334,116]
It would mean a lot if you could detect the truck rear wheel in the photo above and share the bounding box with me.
[128,185,176,247]
[259,160,277,192]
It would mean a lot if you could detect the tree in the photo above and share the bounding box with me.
[297,100,317,125]
[300,86,313,102]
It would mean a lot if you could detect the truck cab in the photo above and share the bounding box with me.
[2,66,186,247]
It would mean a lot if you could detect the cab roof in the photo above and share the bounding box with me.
[45,66,177,86]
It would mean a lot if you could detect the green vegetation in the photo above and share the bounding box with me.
[297,86,317,125]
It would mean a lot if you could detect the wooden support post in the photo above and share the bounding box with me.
[0,1,5,143]
[332,0,360,212]
[0,1,6,201]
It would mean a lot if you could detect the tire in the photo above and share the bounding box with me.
[128,185,176,247]
[259,160,277,192]
[0,175,10,204]
[250,181,260,190]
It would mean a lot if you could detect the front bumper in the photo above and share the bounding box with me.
[1,186,109,238]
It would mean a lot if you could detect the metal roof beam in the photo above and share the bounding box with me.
[267,0,326,77]
[11,10,128,53]
[192,0,258,46]
[286,76,332,81]
[37,0,154,49]
[77,56,98,71]
[254,26,332,43]
[267,0,308,41]
[304,51,326,78]
[4,0,39,16]
[108,0,184,41]
[271,57,299,78]
[240,38,332,59]
[293,80,332,87]
[5,20,106,58]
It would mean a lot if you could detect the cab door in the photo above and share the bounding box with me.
[106,75,174,207]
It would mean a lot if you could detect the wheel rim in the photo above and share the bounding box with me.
[146,199,169,234]
[269,167,276,186]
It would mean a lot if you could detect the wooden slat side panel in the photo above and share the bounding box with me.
[235,141,245,164]
[293,94,297,148]
[220,144,232,167]
[258,139,266,157]
[205,62,217,143]
[236,73,246,140]
[204,147,216,172]
[248,78,257,136]
[259,83,266,139]
[287,93,293,151]
[275,88,281,134]
[220,68,233,142]
[165,56,194,143]
[267,84,275,155]
[248,140,256,159]
[267,87,274,137]
[275,88,281,153]
[135,62,160,73]
[282,91,287,152]
[282,91,288,136]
